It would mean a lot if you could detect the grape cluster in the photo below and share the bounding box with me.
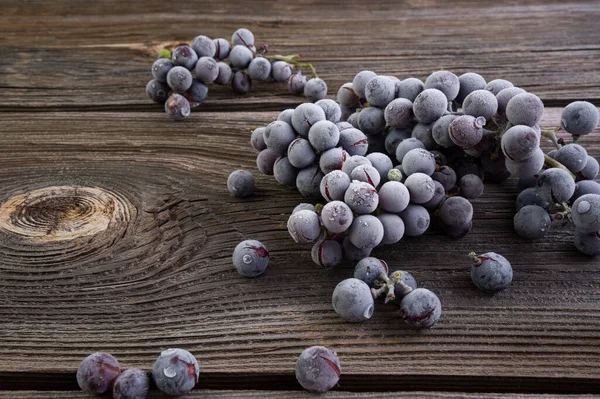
[146,28,327,120]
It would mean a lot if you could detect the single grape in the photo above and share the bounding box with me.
[400,204,430,236]
[213,38,231,60]
[404,173,435,204]
[577,156,599,180]
[183,79,209,106]
[214,62,232,85]
[172,45,198,70]
[412,123,438,150]
[459,174,484,200]
[308,120,340,153]
[505,147,545,178]
[440,196,473,229]
[385,128,412,155]
[561,101,599,136]
[287,209,321,244]
[311,239,343,268]
[463,89,498,120]
[351,164,381,187]
[389,270,418,302]
[358,106,386,135]
[152,58,174,83]
[292,103,326,138]
[399,288,442,328]
[264,121,296,154]
[296,165,324,198]
[574,230,600,256]
[232,239,269,277]
[344,180,378,214]
[423,180,446,210]
[77,352,121,395]
[572,181,600,203]
[278,109,295,124]
[274,156,300,186]
[315,99,342,123]
[256,148,279,175]
[377,212,405,244]
[496,87,526,116]
[248,57,272,81]
[166,66,193,93]
[516,187,550,211]
[413,88,448,123]
[164,94,190,121]
[365,76,396,107]
[231,71,251,94]
[572,194,600,233]
[555,144,588,173]
[304,78,328,101]
[337,82,360,108]
[395,137,425,163]
[191,35,216,57]
[231,28,254,48]
[341,155,371,176]
[295,346,341,393]
[152,348,199,397]
[319,147,349,175]
[347,112,359,128]
[271,61,293,82]
[227,170,254,197]
[293,203,316,214]
[448,115,485,148]
[505,93,544,127]
[250,127,267,152]
[501,125,540,162]
[349,215,384,248]
[113,368,149,399]
[396,77,424,102]
[229,46,253,70]
[320,171,351,202]
[470,252,513,294]
[354,257,388,287]
[365,152,394,183]
[402,148,436,176]
[424,70,460,101]
[288,138,316,169]
[432,114,457,148]
[431,165,457,191]
[514,205,551,240]
[485,79,513,95]
[321,200,353,234]
[378,181,410,213]
[536,168,576,204]
[352,70,377,99]
[456,72,487,104]
[146,79,170,103]
[289,72,308,95]
[338,128,369,156]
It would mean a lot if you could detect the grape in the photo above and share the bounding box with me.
[288,138,316,169]
[336,122,354,131]
[506,93,544,126]
[496,87,526,116]
[295,346,341,393]
[214,62,232,85]
[320,170,351,202]
[402,148,436,176]
[377,213,405,244]
[77,352,121,395]
[554,144,588,173]
[278,109,294,124]
[572,194,600,233]
[412,123,438,150]
[183,79,209,106]
[315,99,342,123]
[337,82,360,108]
[191,35,216,58]
[470,252,513,294]
[248,57,272,81]
[146,79,170,103]
[505,147,545,178]
[400,204,430,236]
[384,98,414,128]
[364,152,393,183]
[232,28,254,47]
[164,93,191,121]
[423,180,446,210]
[213,38,231,59]
[514,205,551,240]
[352,70,377,99]
[365,76,396,107]
[536,168,576,204]
[287,209,321,244]
[264,121,296,154]
[193,56,218,83]
[341,155,371,176]
[574,230,600,256]
[500,125,540,161]
[256,148,279,175]
[395,138,425,163]
[113,368,149,399]
[432,114,457,148]
[350,164,380,187]
[354,257,389,287]
[320,147,349,175]
[396,77,424,102]
[293,203,316,214]
[440,196,473,230]
[251,127,267,152]
[152,58,174,83]
[347,111,359,128]
[227,170,254,197]
[463,89,498,120]
[233,240,269,277]
[308,121,340,153]
[485,78,513,95]
[288,72,308,94]
[332,278,375,322]
[296,165,324,198]
[448,115,485,148]
[305,78,328,102]
[344,180,379,214]
[378,181,410,213]
[311,239,343,268]
[404,172,435,204]
[321,200,353,233]
[166,66,193,93]
[348,215,384,249]
[516,187,550,211]
[232,70,251,94]
[342,236,373,261]
[578,156,599,180]
[459,174,484,199]
[338,128,369,156]
[399,288,442,328]
[230,45,254,69]
[271,61,293,82]
[274,156,300,186]
[172,45,198,70]
[358,106,386,135]
[292,103,326,138]
[413,88,448,123]
[432,165,457,191]
[561,101,599,136]
[456,72,487,104]
[424,70,460,101]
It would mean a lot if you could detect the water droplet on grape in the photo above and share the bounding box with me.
[242,254,252,264]
[163,365,177,378]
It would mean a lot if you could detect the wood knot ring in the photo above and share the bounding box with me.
[0,186,131,242]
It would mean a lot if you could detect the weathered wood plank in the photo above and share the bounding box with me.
[0,1,599,110]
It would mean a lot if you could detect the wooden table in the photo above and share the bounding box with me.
[1,1,599,397]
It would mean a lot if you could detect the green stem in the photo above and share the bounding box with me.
[541,129,562,150]
[266,54,317,76]
[543,154,576,178]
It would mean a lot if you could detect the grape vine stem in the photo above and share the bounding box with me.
[543,154,576,178]
[266,54,317,76]
[541,127,562,150]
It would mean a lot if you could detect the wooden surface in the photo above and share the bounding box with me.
[1,0,600,397]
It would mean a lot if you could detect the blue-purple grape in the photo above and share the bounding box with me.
[578,156,599,180]
[251,127,267,152]
[505,147,545,178]
[231,28,254,48]
[295,346,341,393]
[485,79,513,95]
[274,156,300,186]
[396,77,424,102]
[400,204,430,236]
[514,205,551,240]
[227,170,254,197]
[77,352,121,395]
[311,239,343,268]
[287,209,321,244]
[320,171,351,202]
[233,239,269,277]
[424,70,459,101]
[365,76,396,107]
[296,165,324,198]
[501,125,540,162]
[146,79,170,103]
[342,236,373,261]
[164,93,190,120]
[230,45,254,69]
[496,87,526,116]
[432,165,457,191]
[555,144,588,173]
[341,155,371,176]
[561,101,599,136]
[413,88,448,123]
[305,78,328,102]
[456,72,486,104]
[402,148,436,176]
[349,215,384,248]
[378,181,410,213]
[292,103,326,138]
[183,79,209,106]
[321,200,353,234]
[354,257,388,287]
[470,252,513,294]
[572,194,600,233]
[113,368,149,399]
[352,70,377,99]
[214,62,232,85]
[506,93,544,127]
[358,106,386,135]
[309,120,340,153]
[404,173,435,204]
[152,58,174,83]
[288,138,316,169]
[166,66,193,93]
[289,72,308,95]
[449,115,485,148]
[248,57,272,81]
[315,99,342,123]
[463,89,498,120]
[152,348,199,397]
[459,174,484,200]
[516,187,550,211]
[264,121,296,154]
[344,180,378,214]
[377,213,405,244]
[574,230,600,256]
[231,70,251,94]
[271,61,293,82]
[536,168,576,204]
[338,128,368,156]
[256,148,279,175]
[399,288,442,328]
[172,45,198,70]
[213,38,231,60]
[432,115,457,148]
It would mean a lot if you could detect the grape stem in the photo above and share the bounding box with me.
[468,252,481,266]
[548,202,572,222]
[543,154,576,178]
[371,272,413,304]
[541,127,562,150]
[266,54,317,77]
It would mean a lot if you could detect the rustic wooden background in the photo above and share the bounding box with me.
[1,0,599,397]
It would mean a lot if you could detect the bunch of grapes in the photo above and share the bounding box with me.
[145,28,327,120]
